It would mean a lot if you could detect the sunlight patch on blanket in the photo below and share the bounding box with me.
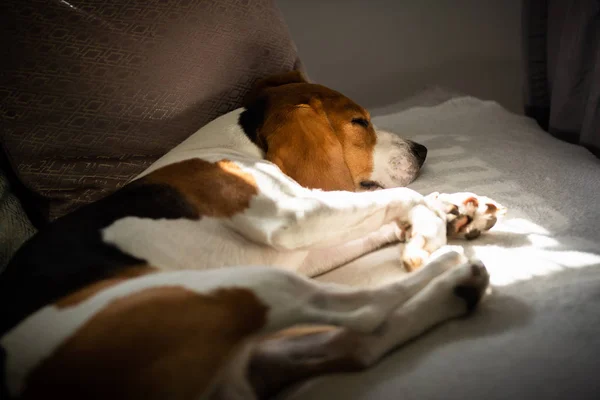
[465,217,600,286]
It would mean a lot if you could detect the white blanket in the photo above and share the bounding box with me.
[286,94,600,399]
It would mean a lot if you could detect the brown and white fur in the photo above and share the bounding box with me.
[0,71,505,399]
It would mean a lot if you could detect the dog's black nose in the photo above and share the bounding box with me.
[409,141,428,167]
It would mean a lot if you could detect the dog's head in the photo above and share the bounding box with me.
[239,71,427,192]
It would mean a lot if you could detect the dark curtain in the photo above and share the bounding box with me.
[522,0,600,157]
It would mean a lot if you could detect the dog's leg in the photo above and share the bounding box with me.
[248,256,490,399]
[227,163,505,272]
[206,340,259,400]
[297,222,404,277]
[290,195,502,275]
[284,249,471,334]
[229,182,426,251]
[209,249,468,399]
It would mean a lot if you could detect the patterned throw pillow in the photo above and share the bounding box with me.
[1,0,303,222]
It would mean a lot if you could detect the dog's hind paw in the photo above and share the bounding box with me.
[428,258,491,317]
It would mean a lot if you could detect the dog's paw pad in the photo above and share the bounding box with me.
[447,215,470,235]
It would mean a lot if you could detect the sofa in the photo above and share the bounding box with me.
[1,0,304,264]
[2,1,599,399]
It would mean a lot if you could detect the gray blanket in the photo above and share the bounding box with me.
[287,94,600,399]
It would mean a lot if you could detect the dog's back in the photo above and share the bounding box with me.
[0,179,197,335]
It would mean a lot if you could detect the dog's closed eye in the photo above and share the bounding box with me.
[360,180,383,190]
[352,118,370,128]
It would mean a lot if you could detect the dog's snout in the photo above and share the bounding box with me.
[409,141,428,167]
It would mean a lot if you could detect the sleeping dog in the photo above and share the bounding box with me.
[0,71,504,399]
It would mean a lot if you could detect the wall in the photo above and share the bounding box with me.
[277,0,523,113]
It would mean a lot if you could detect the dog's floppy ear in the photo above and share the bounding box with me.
[260,98,356,192]
[244,70,309,106]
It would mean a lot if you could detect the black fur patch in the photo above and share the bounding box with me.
[0,180,198,335]
[238,96,268,151]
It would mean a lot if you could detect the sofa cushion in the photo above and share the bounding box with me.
[0,166,35,271]
[1,0,303,222]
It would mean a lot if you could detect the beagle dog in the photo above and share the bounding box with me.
[0,71,505,399]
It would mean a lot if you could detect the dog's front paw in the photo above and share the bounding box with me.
[426,192,507,240]
[400,204,448,271]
